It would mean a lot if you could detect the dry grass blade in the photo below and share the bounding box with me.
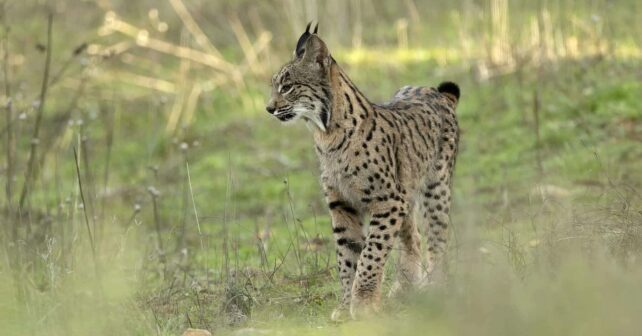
[101,70,176,93]
[103,13,234,74]
[168,0,225,59]
[228,14,261,74]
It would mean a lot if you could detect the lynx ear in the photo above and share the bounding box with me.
[293,22,329,68]
[300,34,330,67]
[294,22,315,58]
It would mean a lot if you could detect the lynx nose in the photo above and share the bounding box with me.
[266,105,276,114]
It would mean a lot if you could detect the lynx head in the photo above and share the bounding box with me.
[266,22,333,132]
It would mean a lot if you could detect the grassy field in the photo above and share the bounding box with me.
[1,1,641,335]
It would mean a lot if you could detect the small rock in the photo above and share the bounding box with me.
[232,328,271,336]
[181,328,212,336]
[531,184,571,201]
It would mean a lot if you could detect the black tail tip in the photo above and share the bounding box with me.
[437,81,460,100]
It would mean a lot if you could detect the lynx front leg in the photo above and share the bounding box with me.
[351,198,407,319]
[325,191,364,322]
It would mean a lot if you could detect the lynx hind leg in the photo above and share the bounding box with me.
[420,134,457,284]
[388,207,423,297]
[416,185,448,285]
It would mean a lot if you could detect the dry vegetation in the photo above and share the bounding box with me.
[1,0,641,335]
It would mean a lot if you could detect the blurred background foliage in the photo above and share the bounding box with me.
[1,0,641,335]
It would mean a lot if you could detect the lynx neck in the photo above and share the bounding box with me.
[313,64,373,155]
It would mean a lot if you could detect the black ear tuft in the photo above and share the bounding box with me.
[437,81,460,100]
[313,22,318,34]
[295,22,315,57]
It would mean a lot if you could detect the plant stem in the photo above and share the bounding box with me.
[2,5,14,228]
[73,146,101,289]
[18,13,53,213]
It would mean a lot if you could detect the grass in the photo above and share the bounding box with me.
[1,0,642,335]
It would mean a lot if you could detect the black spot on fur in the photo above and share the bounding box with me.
[328,201,357,215]
[373,212,390,218]
[337,238,363,254]
[333,226,347,233]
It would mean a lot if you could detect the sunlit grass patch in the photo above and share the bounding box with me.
[337,47,463,67]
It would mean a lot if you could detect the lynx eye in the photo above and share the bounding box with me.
[280,84,294,95]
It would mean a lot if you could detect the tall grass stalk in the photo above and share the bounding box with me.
[18,13,53,213]
[72,146,100,283]
[186,161,205,251]
[2,4,14,231]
